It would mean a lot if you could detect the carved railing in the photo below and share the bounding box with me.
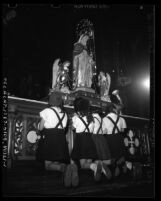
[7,96,46,168]
[7,96,153,169]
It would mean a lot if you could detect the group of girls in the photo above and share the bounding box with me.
[36,91,128,188]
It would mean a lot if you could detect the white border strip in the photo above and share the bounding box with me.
[120,114,149,121]
[8,96,48,104]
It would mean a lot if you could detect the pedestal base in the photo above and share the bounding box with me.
[49,87,112,111]
[70,87,112,109]
[74,87,95,94]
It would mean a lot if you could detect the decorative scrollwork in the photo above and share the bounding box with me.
[139,129,149,156]
[27,117,39,131]
[27,130,38,144]
[14,118,23,155]
[124,129,140,155]
[26,117,40,156]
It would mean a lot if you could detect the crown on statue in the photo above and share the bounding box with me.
[76,19,93,38]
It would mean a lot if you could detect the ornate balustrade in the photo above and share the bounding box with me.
[7,96,152,169]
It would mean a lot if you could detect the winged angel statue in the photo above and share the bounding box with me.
[98,71,111,102]
[51,58,70,93]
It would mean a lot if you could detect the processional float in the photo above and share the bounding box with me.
[50,19,123,112]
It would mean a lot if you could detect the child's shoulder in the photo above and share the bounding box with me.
[41,107,53,113]
[72,113,78,118]
[92,113,101,118]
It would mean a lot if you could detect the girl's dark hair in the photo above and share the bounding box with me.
[74,97,93,123]
[110,94,120,105]
[104,103,116,116]
[48,91,64,111]
[104,102,123,116]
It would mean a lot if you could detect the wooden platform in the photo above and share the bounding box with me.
[2,161,154,197]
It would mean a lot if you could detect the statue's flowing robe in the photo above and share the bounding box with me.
[73,43,94,88]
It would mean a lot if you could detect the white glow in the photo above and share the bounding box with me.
[142,77,150,89]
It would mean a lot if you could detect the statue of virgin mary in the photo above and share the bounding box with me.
[72,32,95,89]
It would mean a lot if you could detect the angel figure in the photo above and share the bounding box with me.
[98,71,111,102]
[51,59,70,93]
[52,58,61,90]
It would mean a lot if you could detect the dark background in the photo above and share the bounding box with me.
[2,4,154,118]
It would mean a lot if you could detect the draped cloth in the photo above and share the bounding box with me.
[73,42,95,88]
